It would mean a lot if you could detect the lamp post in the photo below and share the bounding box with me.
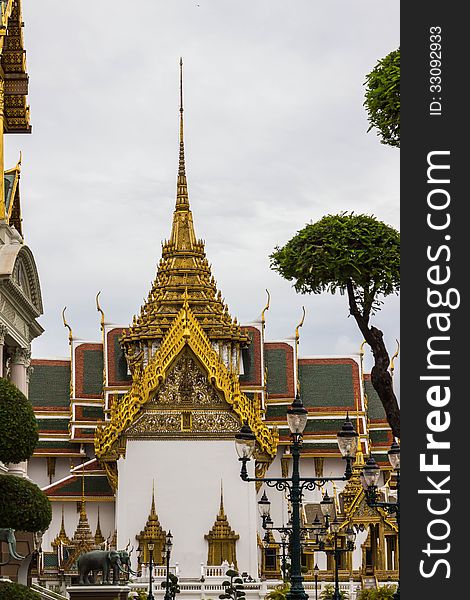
[314,564,319,600]
[235,395,358,600]
[147,543,154,600]
[362,441,400,600]
[163,531,173,600]
[313,509,356,600]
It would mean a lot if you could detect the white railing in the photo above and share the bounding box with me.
[137,563,178,581]
[30,583,68,600]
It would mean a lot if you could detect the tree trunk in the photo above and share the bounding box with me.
[347,282,400,439]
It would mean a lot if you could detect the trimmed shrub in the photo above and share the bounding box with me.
[0,474,51,532]
[0,378,38,463]
[0,582,41,599]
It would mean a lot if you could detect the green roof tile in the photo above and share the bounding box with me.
[83,349,104,395]
[265,348,288,395]
[49,476,113,496]
[36,441,77,449]
[365,379,387,420]
[37,419,69,432]
[30,364,70,408]
[265,404,289,419]
[299,363,354,408]
[370,429,392,444]
[81,406,104,420]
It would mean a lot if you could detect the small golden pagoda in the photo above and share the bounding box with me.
[205,487,239,568]
[136,486,167,566]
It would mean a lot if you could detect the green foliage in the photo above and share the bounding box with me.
[265,582,290,600]
[357,585,397,600]
[0,378,38,464]
[319,584,349,600]
[364,49,400,147]
[0,582,41,600]
[219,569,246,600]
[270,213,400,316]
[0,474,52,532]
[161,573,181,599]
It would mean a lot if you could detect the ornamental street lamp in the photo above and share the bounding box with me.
[147,543,155,600]
[235,396,358,600]
[314,564,319,600]
[314,513,356,600]
[362,441,400,600]
[163,531,173,600]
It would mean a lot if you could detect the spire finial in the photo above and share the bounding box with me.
[295,306,306,395]
[80,461,87,519]
[180,57,184,123]
[219,480,225,516]
[176,57,189,209]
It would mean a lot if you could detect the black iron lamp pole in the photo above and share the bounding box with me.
[314,563,319,600]
[280,532,289,582]
[235,395,359,600]
[314,509,356,600]
[362,441,400,600]
[163,531,173,600]
[147,543,154,600]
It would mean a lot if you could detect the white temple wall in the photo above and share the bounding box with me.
[29,457,84,489]
[117,439,258,579]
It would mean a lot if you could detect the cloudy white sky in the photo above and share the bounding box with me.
[7,0,399,384]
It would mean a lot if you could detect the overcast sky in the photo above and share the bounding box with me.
[8,1,400,387]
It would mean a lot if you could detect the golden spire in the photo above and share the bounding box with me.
[94,506,105,547]
[52,505,71,548]
[71,465,94,548]
[121,58,249,356]
[219,481,225,517]
[176,56,189,210]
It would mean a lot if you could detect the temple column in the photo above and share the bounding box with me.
[0,324,8,377]
[9,346,31,394]
[8,346,31,478]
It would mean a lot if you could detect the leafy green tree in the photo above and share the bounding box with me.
[0,378,52,559]
[219,569,246,600]
[162,572,181,600]
[357,586,397,600]
[270,213,400,438]
[0,378,38,463]
[0,581,41,599]
[265,582,290,600]
[364,49,400,148]
[319,584,349,600]
[0,475,52,532]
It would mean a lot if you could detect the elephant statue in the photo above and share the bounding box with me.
[0,528,26,565]
[118,549,138,579]
[77,549,125,585]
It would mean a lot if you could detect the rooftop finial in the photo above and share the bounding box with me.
[176,57,189,208]
[180,57,184,123]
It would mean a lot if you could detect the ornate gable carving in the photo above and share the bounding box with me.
[95,303,278,459]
